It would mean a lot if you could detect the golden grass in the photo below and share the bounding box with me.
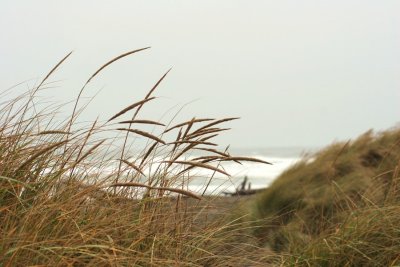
[246,127,400,266]
[108,97,156,122]
[0,50,276,266]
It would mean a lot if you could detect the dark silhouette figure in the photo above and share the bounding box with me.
[224,175,262,196]
[240,176,248,191]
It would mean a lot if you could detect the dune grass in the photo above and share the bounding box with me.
[249,128,400,266]
[4,49,399,266]
[0,50,276,266]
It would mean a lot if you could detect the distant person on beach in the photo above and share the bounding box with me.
[239,176,248,191]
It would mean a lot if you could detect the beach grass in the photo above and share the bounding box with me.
[247,127,400,266]
[3,50,400,266]
[0,51,276,266]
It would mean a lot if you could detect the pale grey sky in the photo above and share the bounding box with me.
[1,1,399,148]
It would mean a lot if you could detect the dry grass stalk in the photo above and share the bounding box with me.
[35,51,73,91]
[109,182,202,200]
[175,159,215,177]
[108,97,156,122]
[118,120,165,126]
[186,128,230,140]
[193,148,231,157]
[155,186,202,200]
[36,130,71,135]
[164,118,214,133]
[72,120,99,170]
[69,48,150,135]
[168,140,217,146]
[119,159,146,176]
[144,68,171,100]
[16,140,67,172]
[163,160,230,176]
[86,47,150,84]
[139,141,158,168]
[117,128,166,145]
[220,156,272,165]
[167,142,198,168]
[171,128,183,154]
[70,139,106,169]
[191,117,240,135]
[191,155,221,162]
[115,69,170,180]
[199,134,219,142]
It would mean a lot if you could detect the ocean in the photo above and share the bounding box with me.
[185,147,316,195]
[93,146,316,197]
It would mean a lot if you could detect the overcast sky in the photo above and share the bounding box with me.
[1,1,399,148]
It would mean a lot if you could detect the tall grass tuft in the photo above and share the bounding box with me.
[249,128,400,266]
[0,50,275,266]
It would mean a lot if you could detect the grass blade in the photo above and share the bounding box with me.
[117,128,166,145]
[108,97,156,122]
[86,47,150,84]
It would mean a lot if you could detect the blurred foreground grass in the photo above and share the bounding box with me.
[246,127,400,266]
